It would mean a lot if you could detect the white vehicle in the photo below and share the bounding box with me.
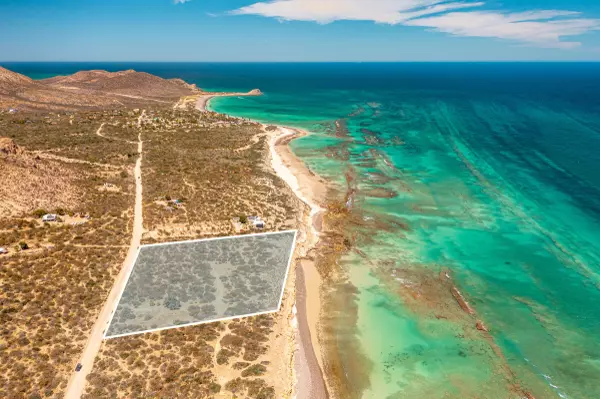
[0,247,8,255]
[42,214,58,222]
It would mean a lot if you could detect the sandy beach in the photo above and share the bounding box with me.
[196,94,331,398]
[190,89,262,112]
[269,126,330,399]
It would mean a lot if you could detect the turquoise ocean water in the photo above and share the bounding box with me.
[8,62,600,398]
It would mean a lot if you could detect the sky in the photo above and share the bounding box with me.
[2,0,600,61]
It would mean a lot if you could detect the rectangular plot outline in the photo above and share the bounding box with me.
[103,230,298,340]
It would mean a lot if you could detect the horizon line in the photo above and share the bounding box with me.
[3,60,600,64]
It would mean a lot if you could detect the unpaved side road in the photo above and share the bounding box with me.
[63,111,145,398]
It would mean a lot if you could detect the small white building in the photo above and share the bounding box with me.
[42,214,57,222]
[253,220,265,229]
[8,108,17,114]
[248,216,265,229]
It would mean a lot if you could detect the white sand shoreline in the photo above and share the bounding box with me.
[269,127,329,399]
[194,90,261,112]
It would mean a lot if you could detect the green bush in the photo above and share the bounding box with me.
[33,209,47,218]
[208,383,221,394]
[18,241,29,250]
[239,215,248,224]
[241,364,267,377]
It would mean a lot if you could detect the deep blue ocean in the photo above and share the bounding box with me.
[7,62,600,398]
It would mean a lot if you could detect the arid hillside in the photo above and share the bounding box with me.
[0,66,200,111]
[42,69,200,99]
[0,137,82,218]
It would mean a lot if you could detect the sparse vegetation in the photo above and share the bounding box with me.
[82,107,301,397]
[84,315,278,398]
[241,363,268,377]
[1,102,300,398]
[0,111,136,397]
[139,107,299,242]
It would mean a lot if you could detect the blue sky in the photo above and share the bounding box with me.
[2,0,600,61]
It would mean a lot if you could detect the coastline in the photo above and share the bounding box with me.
[196,94,331,398]
[173,89,262,111]
[269,127,329,399]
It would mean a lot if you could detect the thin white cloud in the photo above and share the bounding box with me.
[406,10,600,48]
[174,0,192,4]
[230,0,600,48]
[232,0,482,24]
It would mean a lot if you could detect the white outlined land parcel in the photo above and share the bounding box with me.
[104,230,297,339]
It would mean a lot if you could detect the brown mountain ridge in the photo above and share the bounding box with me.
[0,66,201,111]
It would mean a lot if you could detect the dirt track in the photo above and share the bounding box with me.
[63,111,145,398]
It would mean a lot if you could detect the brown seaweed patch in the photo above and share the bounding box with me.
[359,128,385,146]
[352,150,378,168]
[451,286,476,315]
[375,266,470,322]
[353,159,378,168]
[365,171,392,184]
[391,136,405,146]
[348,106,365,117]
[335,119,349,138]
[366,148,415,192]
[324,146,350,161]
[362,187,398,199]
[364,135,385,146]
[368,148,396,170]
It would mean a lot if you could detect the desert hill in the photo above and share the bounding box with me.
[0,66,200,111]
[0,67,34,89]
[42,69,200,98]
[0,137,80,217]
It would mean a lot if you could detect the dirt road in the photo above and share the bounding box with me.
[95,121,137,144]
[63,111,145,398]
